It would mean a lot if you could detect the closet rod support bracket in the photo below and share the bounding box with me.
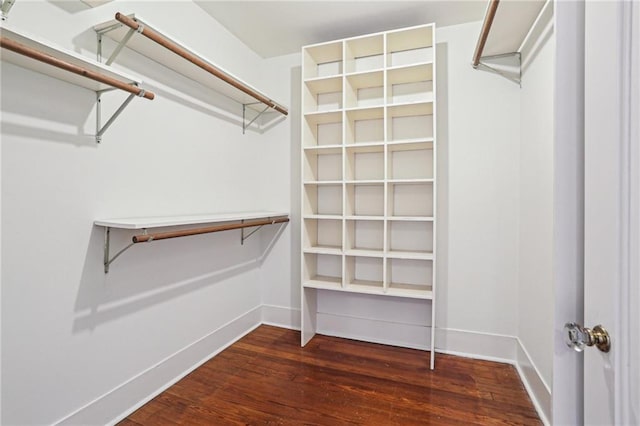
[475,52,521,86]
[95,91,138,143]
[1,0,16,21]
[242,103,271,134]
[241,221,264,245]
[103,227,136,273]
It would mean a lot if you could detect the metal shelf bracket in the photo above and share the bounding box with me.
[1,0,16,21]
[93,31,148,143]
[241,220,262,244]
[243,103,272,134]
[96,89,145,143]
[475,52,522,86]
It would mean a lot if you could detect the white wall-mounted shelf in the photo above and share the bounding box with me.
[93,13,288,132]
[301,23,437,369]
[95,211,289,273]
[0,24,154,143]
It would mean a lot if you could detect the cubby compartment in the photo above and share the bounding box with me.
[303,41,344,79]
[303,253,342,289]
[345,219,384,255]
[303,218,343,253]
[345,34,384,74]
[304,76,343,113]
[387,182,433,218]
[303,147,342,182]
[387,220,433,257]
[386,25,434,67]
[345,107,384,144]
[387,102,434,142]
[345,71,384,109]
[346,255,384,292]
[303,183,343,216]
[386,258,433,297]
[303,111,343,147]
[387,63,434,105]
[345,144,384,181]
[387,141,433,180]
[346,183,384,217]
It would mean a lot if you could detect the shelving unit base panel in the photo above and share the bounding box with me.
[303,283,433,300]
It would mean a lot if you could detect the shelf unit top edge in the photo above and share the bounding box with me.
[0,24,143,89]
[93,13,288,113]
[95,211,289,229]
[301,22,436,50]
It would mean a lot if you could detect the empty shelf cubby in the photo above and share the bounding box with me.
[346,182,384,217]
[386,26,434,68]
[303,147,343,182]
[387,182,433,218]
[303,253,343,289]
[304,41,344,79]
[386,257,433,297]
[387,220,433,256]
[387,63,434,105]
[387,102,434,142]
[303,218,343,253]
[346,255,384,292]
[345,219,384,254]
[387,141,434,180]
[303,111,343,147]
[345,71,384,109]
[345,144,384,181]
[304,76,343,113]
[345,107,384,145]
[345,34,384,74]
[303,183,343,216]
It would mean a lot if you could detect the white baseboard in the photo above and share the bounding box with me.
[261,304,301,330]
[55,306,263,426]
[515,338,551,426]
[55,305,551,426]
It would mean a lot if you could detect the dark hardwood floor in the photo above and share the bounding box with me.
[120,325,541,425]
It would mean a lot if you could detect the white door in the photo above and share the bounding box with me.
[584,0,639,424]
[555,1,639,425]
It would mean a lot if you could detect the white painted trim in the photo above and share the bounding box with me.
[515,338,551,426]
[261,304,301,330]
[53,304,552,425]
[55,305,263,426]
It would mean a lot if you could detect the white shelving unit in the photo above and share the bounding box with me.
[93,13,288,131]
[0,24,154,143]
[95,211,289,273]
[300,24,437,368]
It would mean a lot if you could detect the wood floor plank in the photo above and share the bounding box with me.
[120,325,541,425]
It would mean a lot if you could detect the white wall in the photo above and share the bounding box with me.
[257,52,302,328]
[517,19,555,422]
[436,21,520,339]
[1,2,287,424]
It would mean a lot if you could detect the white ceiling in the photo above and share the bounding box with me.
[194,1,487,58]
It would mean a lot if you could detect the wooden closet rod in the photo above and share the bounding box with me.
[132,216,290,243]
[472,0,500,68]
[0,36,155,100]
[114,13,288,116]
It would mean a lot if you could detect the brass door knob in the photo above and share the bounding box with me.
[564,323,611,353]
